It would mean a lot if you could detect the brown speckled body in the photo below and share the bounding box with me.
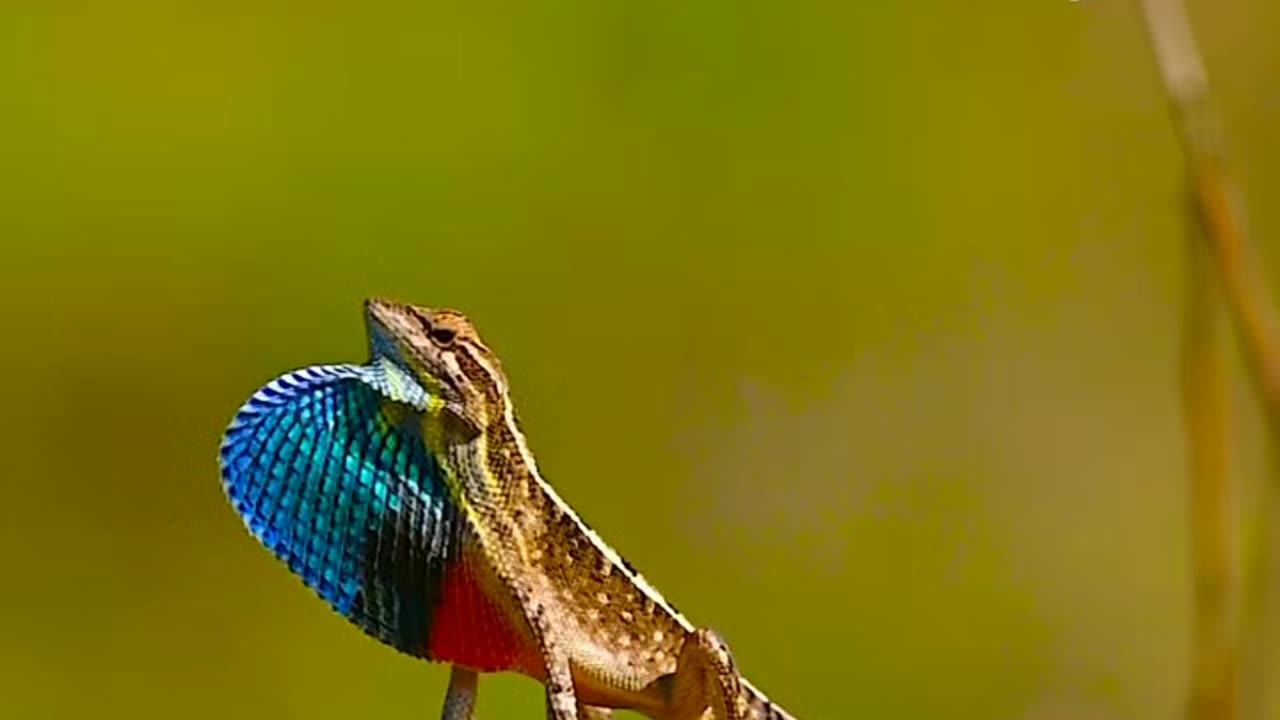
[365,300,796,720]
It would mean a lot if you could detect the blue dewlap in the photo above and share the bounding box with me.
[218,361,460,656]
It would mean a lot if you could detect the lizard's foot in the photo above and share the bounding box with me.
[669,628,748,720]
[578,705,614,719]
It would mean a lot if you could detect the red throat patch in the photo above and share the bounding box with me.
[425,553,542,676]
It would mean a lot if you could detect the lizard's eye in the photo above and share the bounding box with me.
[428,326,456,346]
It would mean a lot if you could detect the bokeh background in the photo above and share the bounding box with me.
[2,1,1279,718]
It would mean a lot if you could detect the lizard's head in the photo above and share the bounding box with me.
[364,297,508,436]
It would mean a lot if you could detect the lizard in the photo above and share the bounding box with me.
[218,297,799,720]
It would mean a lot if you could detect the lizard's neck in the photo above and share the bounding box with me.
[426,391,549,558]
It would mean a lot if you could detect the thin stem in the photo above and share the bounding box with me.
[1181,235,1238,720]
[1135,1,1261,719]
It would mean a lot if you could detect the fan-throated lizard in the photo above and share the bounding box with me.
[218,297,798,720]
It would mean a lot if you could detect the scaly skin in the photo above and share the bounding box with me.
[219,298,798,720]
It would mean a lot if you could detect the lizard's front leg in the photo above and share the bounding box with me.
[506,584,580,720]
[668,628,748,720]
[542,650,579,720]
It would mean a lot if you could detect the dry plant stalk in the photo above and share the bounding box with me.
[1137,0,1280,719]
[1180,240,1238,720]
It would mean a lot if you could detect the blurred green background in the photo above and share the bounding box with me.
[2,1,1279,718]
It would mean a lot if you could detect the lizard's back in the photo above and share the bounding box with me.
[462,411,792,718]
[480,415,694,709]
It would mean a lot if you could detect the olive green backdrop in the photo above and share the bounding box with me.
[2,1,1278,718]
